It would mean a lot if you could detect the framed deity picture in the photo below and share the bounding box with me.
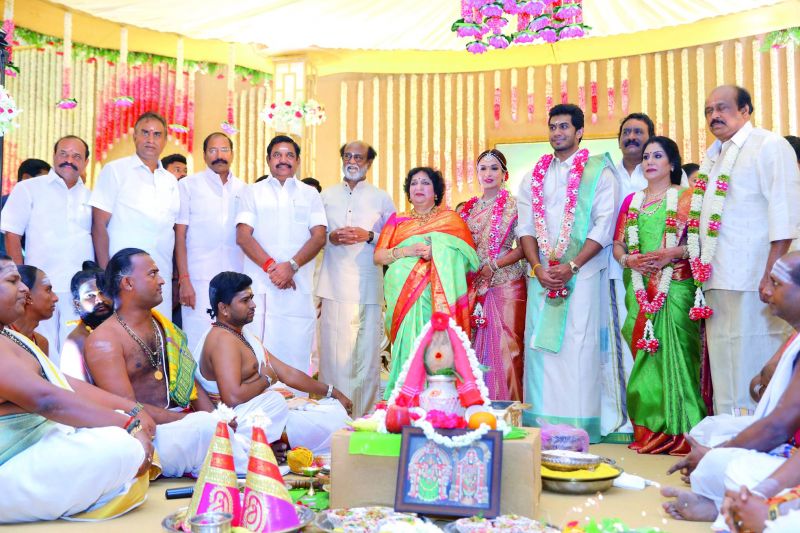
[394,426,503,518]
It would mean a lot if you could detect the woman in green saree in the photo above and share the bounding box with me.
[374,167,480,398]
[613,136,705,455]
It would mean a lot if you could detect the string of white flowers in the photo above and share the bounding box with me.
[411,417,510,449]
[628,188,678,305]
[386,317,491,409]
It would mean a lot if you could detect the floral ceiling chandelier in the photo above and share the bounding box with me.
[452,0,589,54]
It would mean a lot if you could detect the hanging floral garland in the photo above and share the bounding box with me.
[259,99,326,136]
[56,13,77,109]
[221,44,238,135]
[530,148,589,299]
[625,188,679,354]
[686,144,742,320]
[452,0,590,54]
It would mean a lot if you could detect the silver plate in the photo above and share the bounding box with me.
[162,504,315,533]
[314,508,429,533]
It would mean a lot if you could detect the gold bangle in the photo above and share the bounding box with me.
[529,263,542,277]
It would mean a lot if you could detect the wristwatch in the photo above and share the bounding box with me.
[288,258,300,272]
[325,384,334,398]
[367,230,375,244]
[569,260,580,274]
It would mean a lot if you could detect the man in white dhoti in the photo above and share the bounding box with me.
[517,103,618,443]
[0,253,154,523]
[695,86,800,416]
[235,135,327,375]
[602,113,655,440]
[195,271,352,455]
[1,136,94,360]
[84,248,227,477]
[90,112,180,318]
[661,252,800,525]
[175,132,246,351]
[317,141,395,417]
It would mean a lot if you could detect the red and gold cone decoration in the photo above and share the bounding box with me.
[187,421,242,526]
[241,425,300,532]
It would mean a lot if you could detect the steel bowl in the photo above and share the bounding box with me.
[162,505,315,533]
[541,466,624,495]
[541,450,602,472]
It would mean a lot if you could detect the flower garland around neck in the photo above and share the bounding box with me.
[626,187,679,354]
[686,143,742,320]
[530,148,589,299]
[459,188,510,260]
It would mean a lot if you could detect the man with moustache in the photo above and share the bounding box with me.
[175,132,246,351]
[316,141,395,417]
[60,261,114,382]
[601,113,655,439]
[695,86,800,416]
[0,254,155,523]
[236,135,327,375]
[90,112,180,319]
[1,136,94,361]
[516,103,618,443]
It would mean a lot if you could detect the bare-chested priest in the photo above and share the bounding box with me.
[84,247,231,477]
[59,261,114,382]
[194,271,352,455]
[0,254,155,523]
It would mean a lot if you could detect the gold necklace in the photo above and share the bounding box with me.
[410,206,440,226]
[643,184,671,204]
[114,313,165,381]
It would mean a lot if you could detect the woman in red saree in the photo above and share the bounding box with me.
[374,167,480,398]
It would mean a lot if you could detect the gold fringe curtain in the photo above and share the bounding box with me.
[320,33,799,207]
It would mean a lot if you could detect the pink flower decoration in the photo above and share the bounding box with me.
[294,111,303,118]
[502,0,520,14]
[168,123,189,134]
[708,220,721,231]
[467,41,488,54]
[521,1,545,16]
[457,25,481,38]
[270,103,277,109]
[539,28,558,43]
[480,3,503,17]
[431,312,450,331]
[113,96,135,108]
[56,98,78,109]
[488,35,509,48]
[695,180,707,191]
[284,100,292,106]
[528,15,551,31]
[513,31,536,44]
[425,410,468,429]
[220,121,238,135]
[716,181,729,192]
[559,25,585,39]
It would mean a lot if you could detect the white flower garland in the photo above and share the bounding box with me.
[411,417,510,449]
[626,188,678,353]
[686,143,742,319]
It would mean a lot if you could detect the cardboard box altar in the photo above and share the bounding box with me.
[330,427,541,517]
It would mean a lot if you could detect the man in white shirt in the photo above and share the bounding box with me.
[175,132,245,351]
[235,135,327,375]
[603,113,654,439]
[517,104,618,443]
[317,141,395,417]
[1,136,94,361]
[90,112,180,318]
[698,85,800,416]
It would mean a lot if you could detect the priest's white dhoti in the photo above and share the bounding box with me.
[690,332,800,446]
[180,278,214,357]
[523,270,607,442]
[154,410,223,478]
[705,289,792,415]
[0,425,144,523]
[318,298,383,418]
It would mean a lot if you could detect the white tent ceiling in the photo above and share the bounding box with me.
[50,0,785,53]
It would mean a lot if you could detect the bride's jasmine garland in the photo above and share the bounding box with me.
[625,188,679,354]
[530,148,589,299]
[386,317,509,448]
[686,144,742,320]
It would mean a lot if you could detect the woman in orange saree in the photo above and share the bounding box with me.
[375,168,480,398]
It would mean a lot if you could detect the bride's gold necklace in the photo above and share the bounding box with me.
[643,184,671,204]
[410,205,440,226]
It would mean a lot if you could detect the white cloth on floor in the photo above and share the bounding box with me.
[766,509,800,532]
[690,332,800,447]
[0,424,144,523]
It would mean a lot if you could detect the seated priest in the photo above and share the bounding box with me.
[60,261,114,382]
[84,248,236,477]
[194,271,352,455]
[661,252,800,527]
[0,254,155,523]
[10,265,59,357]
